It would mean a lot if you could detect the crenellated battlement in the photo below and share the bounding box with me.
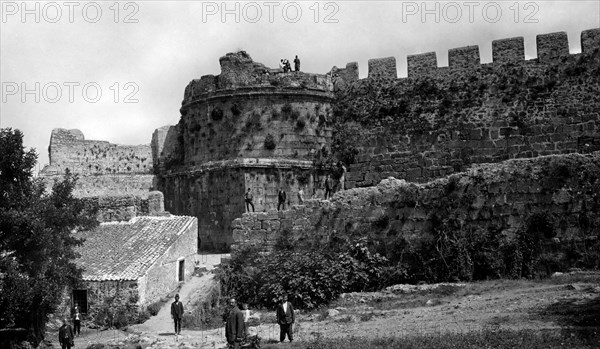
[335,28,600,81]
[368,57,397,79]
[407,52,437,77]
[449,45,481,69]
[536,31,570,63]
[492,37,525,64]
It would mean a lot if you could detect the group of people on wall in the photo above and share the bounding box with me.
[244,165,347,213]
[280,55,301,73]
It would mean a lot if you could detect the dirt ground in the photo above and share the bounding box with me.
[50,271,600,349]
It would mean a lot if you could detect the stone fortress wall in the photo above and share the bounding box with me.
[329,29,600,188]
[40,28,599,251]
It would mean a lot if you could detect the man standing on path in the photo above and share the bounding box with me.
[171,294,184,335]
[276,294,294,343]
[277,188,287,211]
[244,188,255,212]
[225,298,245,349]
[72,305,81,336]
[58,318,74,349]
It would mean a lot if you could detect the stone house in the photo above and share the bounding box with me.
[71,215,197,313]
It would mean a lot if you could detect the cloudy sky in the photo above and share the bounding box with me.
[1,0,599,169]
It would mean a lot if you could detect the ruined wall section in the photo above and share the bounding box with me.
[44,128,152,175]
[151,125,181,173]
[83,191,166,223]
[232,152,600,253]
[334,28,600,188]
[41,128,154,197]
[330,62,359,92]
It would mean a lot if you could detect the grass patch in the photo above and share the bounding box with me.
[539,294,600,327]
[261,328,600,349]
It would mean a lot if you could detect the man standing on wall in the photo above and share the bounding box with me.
[171,294,184,335]
[277,188,287,211]
[324,175,333,199]
[225,298,245,349]
[294,55,300,72]
[58,318,74,349]
[244,188,255,212]
[276,294,294,343]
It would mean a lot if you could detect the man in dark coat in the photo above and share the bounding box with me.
[276,294,294,343]
[294,55,300,71]
[324,174,333,199]
[277,188,287,211]
[171,294,184,335]
[58,318,74,349]
[225,298,245,349]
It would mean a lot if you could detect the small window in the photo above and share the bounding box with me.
[72,290,88,313]
[178,260,185,282]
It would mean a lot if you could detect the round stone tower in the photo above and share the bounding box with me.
[153,51,335,250]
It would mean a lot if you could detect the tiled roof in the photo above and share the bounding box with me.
[75,215,196,281]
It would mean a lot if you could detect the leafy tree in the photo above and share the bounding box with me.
[0,128,98,345]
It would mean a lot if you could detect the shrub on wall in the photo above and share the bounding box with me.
[296,117,306,130]
[231,103,242,117]
[211,107,224,121]
[264,133,276,150]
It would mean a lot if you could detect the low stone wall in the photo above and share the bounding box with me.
[83,191,166,223]
[232,152,600,252]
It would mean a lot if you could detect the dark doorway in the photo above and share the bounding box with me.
[72,289,88,313]
[178,260,185,282]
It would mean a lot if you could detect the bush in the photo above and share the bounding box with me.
[264,134,276,150]
[281,103,293,116]
[211,107,224,121]
[219,239,388,309]
[146,299,164,316]
[231,103,242,117]
[296,117,306,129]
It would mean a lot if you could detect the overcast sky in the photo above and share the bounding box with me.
[1,0,599,169]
